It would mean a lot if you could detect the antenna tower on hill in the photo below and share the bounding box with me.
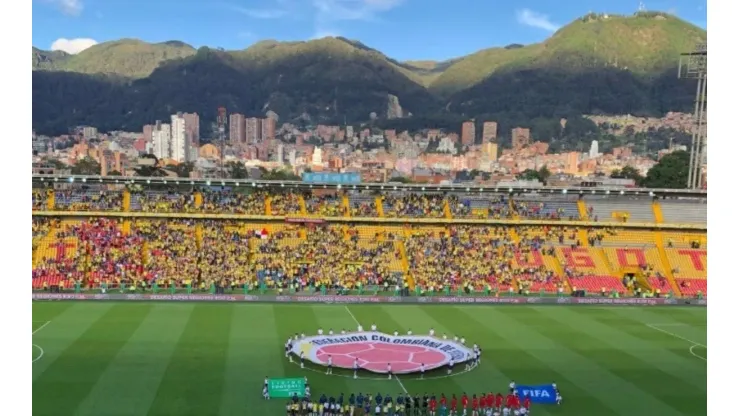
[638,2,646,11]
[678,43,708,189]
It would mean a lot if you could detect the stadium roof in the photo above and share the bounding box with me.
[31,174,707,198]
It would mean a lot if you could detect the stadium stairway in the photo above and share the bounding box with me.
[46,189,55,210]
[342,195,350,217]
[508,228,520,244]
[123,190,131,211]
[577,229,589,246]
[577,199,587,220]
[375,196,384,217]
[395,240,414,290]
[33,221,60,267]
[443,199,452,219]
[655,232,695,296]
[549,256,572,293]
[652,201,664,223]
[298,195,307,216]
[195,223,204,250]
[265,196,272,216]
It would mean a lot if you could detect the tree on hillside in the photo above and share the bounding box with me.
[134,154,167,177]
[166,162,194,178]
[226,161,249,179]
[610,166,645,184]
[107,170,122,176]
[641,150,690,189]
[71,157,100,175]
[518,166,551,183]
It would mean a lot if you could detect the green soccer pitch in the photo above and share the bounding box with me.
[31,302,707,416]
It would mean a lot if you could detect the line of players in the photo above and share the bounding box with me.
[281,388,562,416]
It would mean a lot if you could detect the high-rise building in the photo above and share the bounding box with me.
[143,124,154,142]
[171,113,189,162]
[461,121,475,146]
[183,113,200,148]
[246,117,261,143]
[589,140,600,159]
[276,144,284,164]
[152,121,171,160]
[511,127,531,150]
[482,121,498,143]
[229,113,246,145]
[261,117,276,141]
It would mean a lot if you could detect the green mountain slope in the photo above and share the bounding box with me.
[30,12,706,136]
[32,39,197,79]
[32,47,70,70]
[429,12,706,96]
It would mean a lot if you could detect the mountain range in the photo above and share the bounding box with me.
[32,11,706,140]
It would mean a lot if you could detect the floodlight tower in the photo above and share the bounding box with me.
[678,43,707,190]
[217,107,227,179]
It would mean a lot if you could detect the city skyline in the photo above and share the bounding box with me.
[33,0,707,60]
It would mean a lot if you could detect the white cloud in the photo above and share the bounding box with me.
[233,7,287,19]
[44,0,84,16]
[51,38,98,54]
[312,0,404,22]
[516,9,560,32]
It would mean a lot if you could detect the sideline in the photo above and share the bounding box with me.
[645,323,707,362]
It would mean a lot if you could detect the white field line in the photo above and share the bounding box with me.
[32,321,51,335]
[343,306,409,394]
[645,324,706,361]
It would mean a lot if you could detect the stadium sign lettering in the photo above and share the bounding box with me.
[292,331,475,374]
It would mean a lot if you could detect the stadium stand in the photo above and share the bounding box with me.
[31,178,708,298]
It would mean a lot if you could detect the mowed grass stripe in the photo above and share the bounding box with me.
[146,304,233,416]
[75,304,195,416]
[482,307,668,415]
[542,307,704,414]
[418,306,557,416]
[33,304,152,416]
[609,308,708,347]
[33,303,115,381]
[32,301,75,324]
[502,307,686,416]
[458,306,609,416]
[587,308,708,374]
[219,305,281,416]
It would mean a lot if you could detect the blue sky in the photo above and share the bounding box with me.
[32,0,707,61]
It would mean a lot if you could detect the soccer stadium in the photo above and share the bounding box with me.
[31,175,707,416]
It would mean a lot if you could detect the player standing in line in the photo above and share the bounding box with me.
[387,363,393,380]
[460,393,469,416]
[420,363,425,379]
[304,383,311,399]
[494,393,503,413]
[508,381,516,394]
[262,384,270,400]
[521,397,530,416]
[300,351,305,369]
[349,393,356,416]
[470,394,479,416]
[354,358,360,379]
[486,392,494,413]
[556,390,563,405]
[450,395,458,416]
[421,393,429,415]
[439,395,447,415]
[413,394,421,416]
[405,394,412,416]
[396,393,405,415]
[285,338,292,358]
[429,395,437,416]
[327,355,333,374]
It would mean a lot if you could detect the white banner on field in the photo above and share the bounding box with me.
[290,332,474,374]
